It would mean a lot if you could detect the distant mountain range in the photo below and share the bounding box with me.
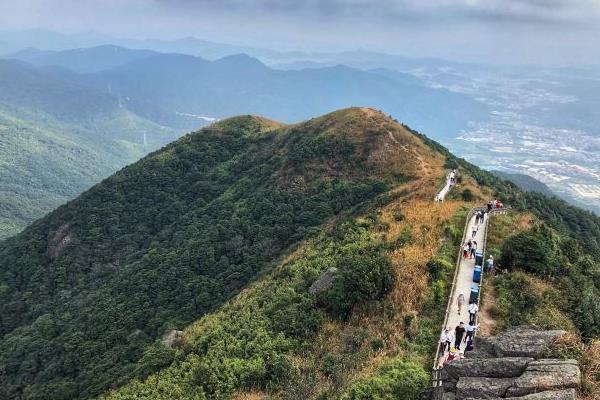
[7,45,158,73]
[491,171,555,197]
[5,44,490,135]
[0,59,180,238]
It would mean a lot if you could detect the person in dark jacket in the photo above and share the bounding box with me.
[455,322,466,350]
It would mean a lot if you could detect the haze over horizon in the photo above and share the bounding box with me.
[2,0,600,66]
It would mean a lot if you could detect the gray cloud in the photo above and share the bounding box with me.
[152,0,600,23]
[1,0,599,65]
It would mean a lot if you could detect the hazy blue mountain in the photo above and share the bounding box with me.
[491,171,555,197]
[0,29,299,61]
[0,60,181,238]
[5,45,158,73]
[78,52,489,138]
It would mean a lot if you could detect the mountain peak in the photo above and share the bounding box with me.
[214,53,267,69]
[209,114,286,136]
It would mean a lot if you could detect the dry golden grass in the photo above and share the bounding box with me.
[288,189,467,395]
[549,334,600,400]
[582,340,600,400]
[231,391,269,400]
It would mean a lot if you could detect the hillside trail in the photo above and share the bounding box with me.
[385,128,432,178]
[443,211,488,338]
[434,170,455,202]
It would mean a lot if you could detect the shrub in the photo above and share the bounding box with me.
[319,242,394,319]
[461,189,474,201]
[340,358,428,400]
[500,226,563,276]
[135,344,177,379]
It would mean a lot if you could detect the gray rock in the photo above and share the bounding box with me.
[442,393,456,400]
[442,378,458,393]
[47,223,72,261]
[505,359,581,397]
[505,389,576,400]
[471,336,498,358]
[309,267,337,294]
[455,377,515,399]
[162,329,183,348]
[445,357,533,379]
[494,327,566,358]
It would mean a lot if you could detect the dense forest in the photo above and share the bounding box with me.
[1,108,599,399]
[0,109,431,399]
[0,60,179,238]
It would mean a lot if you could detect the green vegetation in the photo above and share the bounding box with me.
[487,213,600,339]
[106,220,396,399]
[2,107,599,399]
[0,108,176,239]
[489,213,600,397]
[340,358,428,400]
[0,60,179,238]
[0,109,418,400]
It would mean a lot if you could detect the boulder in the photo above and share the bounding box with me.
[309,267,337,294]
[455,377,514,399]
[494,327,567,358]
[445,357,533,379]
[162,329,184,348]
[505,389,576,400]
[470,336,497,358]
[505,359,580,397]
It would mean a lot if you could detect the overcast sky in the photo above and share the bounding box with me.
[1,0,600,65]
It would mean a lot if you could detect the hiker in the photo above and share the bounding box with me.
[439,328,451,353]
[466,321,479,342]
[455,322,466,350]
[485,255,494,273]
[470,241,477,258]
[487,202,492,212]
[443,347,459,366]
[457,293,465,315]
[471,224,478,238]
[463,243,469,259]
[468,302,479,324]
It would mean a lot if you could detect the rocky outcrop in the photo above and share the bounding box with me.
[162,329,183,348]
[47,223,72,261]
[309,267,337,294]
[456,377,514,399]
[505,359,580,397]
[436,327,581,400]
[446,357,532,379]
[505,389,577,400]
[494,328,567,358]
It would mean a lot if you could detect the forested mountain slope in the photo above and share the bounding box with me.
[1,108,598,400]
[0,108,445,399]
[0,60,179,238]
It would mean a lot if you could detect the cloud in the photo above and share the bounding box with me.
[1,0,600,65]
[152,0,600,24]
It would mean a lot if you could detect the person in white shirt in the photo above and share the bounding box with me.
[465,321,479,342]
[471,224,478,238]
[485,255,494,273]
[468,302,479,324]
[439,328,452,353]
